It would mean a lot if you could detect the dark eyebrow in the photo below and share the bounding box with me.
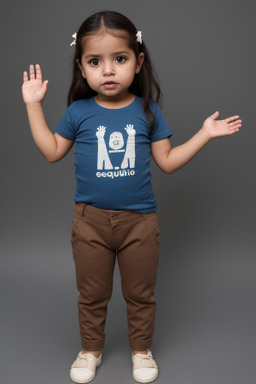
[84,54,100,59]
[84,51,131,59]
[113,51,131,56]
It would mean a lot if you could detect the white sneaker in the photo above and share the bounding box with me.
[132,350,158,383]
[70,351,102,383]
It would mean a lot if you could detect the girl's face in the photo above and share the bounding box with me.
[78,30,144,106]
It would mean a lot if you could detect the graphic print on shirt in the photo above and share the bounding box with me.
[96,126,113,170]
[121,125,136,169]
[96,125,136,179]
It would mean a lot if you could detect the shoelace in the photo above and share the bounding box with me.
[72,353,96,368]
[134,353,157,368]
[79,354,89,361]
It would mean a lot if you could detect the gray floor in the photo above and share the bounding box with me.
[1,236,255,384]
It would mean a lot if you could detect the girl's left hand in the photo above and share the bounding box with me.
[202,111,242,140]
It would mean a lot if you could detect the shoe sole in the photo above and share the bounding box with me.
[133,369,158,383]
[70,356,102,383]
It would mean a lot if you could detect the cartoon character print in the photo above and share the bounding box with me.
[95,124,136,172]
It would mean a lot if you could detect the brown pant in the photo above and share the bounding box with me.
[71,203,160,351]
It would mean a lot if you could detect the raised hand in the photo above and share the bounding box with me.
[202,111,242,139]
[124,124,136,136]
[96,126,107,138]
[22,64,48,105]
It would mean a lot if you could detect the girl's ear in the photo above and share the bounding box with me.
[76,59,86,78]
[135,52,145,74]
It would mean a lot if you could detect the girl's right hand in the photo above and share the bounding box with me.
[22,64,48,105]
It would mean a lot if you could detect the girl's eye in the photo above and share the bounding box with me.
[90,59,100,66]
[115,56,126,64]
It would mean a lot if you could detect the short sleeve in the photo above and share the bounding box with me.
[55,104,77,141]
[150,102,172,142]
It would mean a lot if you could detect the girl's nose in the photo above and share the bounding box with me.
[103,62,115,76]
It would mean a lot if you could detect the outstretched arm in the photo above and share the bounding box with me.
[151,111,242,174]
[22,64,74,162]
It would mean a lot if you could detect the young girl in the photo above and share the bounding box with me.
[22,10,241,384]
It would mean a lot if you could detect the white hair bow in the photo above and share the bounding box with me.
[136,31,142,44]
[70,33,77,46]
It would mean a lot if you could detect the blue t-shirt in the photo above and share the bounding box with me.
[55,96,172,213]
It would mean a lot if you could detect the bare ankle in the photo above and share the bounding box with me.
[133,350,148,355]
[82,350,101,358]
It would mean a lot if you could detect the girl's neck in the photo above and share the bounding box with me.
[95,93,136,109]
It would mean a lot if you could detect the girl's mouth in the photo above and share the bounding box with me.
[102,81,117,89]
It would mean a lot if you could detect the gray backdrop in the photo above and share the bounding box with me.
[1,0,255,383]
